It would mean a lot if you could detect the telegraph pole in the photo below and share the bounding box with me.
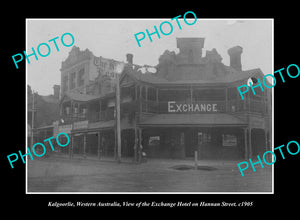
[31,90,35,149]
[116,73,121,163]
[114,61,125,163]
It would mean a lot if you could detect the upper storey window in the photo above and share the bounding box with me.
[77,68,85,86]
[69,72,76,90]
[62,75,68,92]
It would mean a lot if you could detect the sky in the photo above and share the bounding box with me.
[26,19,273,96]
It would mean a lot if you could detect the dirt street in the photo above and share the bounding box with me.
[27,155,272,192]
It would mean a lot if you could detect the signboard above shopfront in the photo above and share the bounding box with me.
[58,124,72,134]
[73,120,88,130]
[167,101,220,113]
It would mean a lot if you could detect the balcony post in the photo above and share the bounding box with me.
[70,134,74,158]
[249,127,252,158]
[225,87,228,112]
[83,133,87,159]
[156,88,159,113]
[99,100,102,121]
[97,131,101,159]
[139,85,142,113]
[247,92,250,113]
[243,128,248,159]
[145,86,148,112]
[70,100,73,120]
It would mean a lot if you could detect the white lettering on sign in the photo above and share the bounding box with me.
[167,101,218,113]
[94,56,120,79]
[168,101,176,112]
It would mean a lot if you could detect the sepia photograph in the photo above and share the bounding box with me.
[25,18,273,193]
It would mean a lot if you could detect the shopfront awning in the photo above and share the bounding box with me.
[139,113,247,127]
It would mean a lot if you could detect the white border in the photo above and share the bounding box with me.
[25,18,274,195]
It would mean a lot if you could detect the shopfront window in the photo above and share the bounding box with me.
[148,136,160,147]
[222,134,237,147]
[197,132,211,144]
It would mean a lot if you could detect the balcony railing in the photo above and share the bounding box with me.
[250,100,265,114]
[61,99,265,124]
[88,109,115,122]
[62,113,87,123]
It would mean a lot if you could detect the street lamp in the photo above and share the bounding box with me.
[114,61,125,163]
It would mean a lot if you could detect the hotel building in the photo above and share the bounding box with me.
[57,38,272,160]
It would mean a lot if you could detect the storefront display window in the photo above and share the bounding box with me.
[222,134,237,147]
[148,136,160,147]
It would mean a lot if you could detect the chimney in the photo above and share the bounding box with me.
[228,46,243,71]
[126,53,133,64]
[53,85,60,99]
[176,38,205,64]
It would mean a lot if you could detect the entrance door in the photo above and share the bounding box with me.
[184,129,196,157]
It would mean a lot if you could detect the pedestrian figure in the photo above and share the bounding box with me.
[133,142,138,163]
[141,151,147,163]
[138,143,143,163]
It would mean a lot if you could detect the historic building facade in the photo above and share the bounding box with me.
[57,38,272,160]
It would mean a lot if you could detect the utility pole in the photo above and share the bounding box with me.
[116,73,121,163]
[31,90,35,149]
[114,61,125,163]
